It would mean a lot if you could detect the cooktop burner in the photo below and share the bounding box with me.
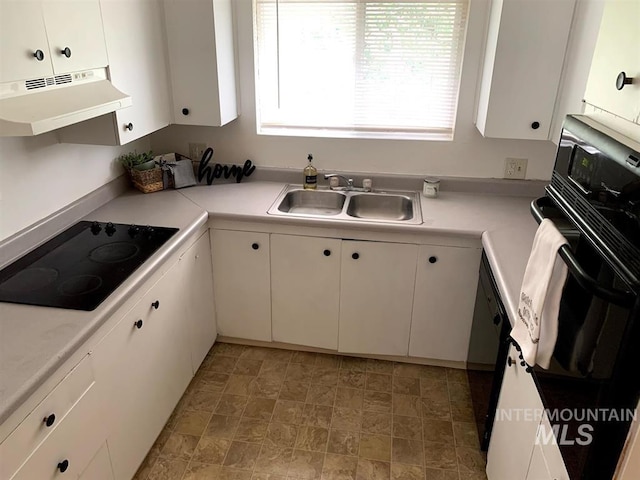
[0,221,178,311]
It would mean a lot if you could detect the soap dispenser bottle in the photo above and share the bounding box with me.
[303,154,318,190]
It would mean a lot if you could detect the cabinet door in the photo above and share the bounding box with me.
[339,240,418,356]
[42,1,108,74]
[527,443,552,480]
[583,0,640,125]
[92,261,192,480]
[409,245,481,361]
[476,0,576,139]
[180,231,217,372]
[271,234,341,350]
[211,230,271,342]
[79,443,114,480]
[163,0,238,126]
[534,415,570,480]
[99,0,172,144]
[487,344,544,480]
[0,1,54,83]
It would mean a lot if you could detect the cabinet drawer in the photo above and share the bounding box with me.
[0,355,94,479]
[11,379,104,480]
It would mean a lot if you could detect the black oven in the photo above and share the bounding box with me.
[472,115,640,480]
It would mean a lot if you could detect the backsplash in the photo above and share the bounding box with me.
[0,134,148,242]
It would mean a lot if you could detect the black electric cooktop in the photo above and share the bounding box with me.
[0,221,178,311]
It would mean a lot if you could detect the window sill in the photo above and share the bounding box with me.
[257,125,453,142]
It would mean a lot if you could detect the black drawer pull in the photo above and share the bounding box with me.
[134,319,143,329]
[57,459,69,473]
[352,252,359,260]
[531,121,540,130]
[182,107,190,115]
[33,49,45,61]
[252,243,259,250]
[323,249,331,256]
[616,71,634,90]
[151,300,160,310]
[60,47,71,58]
[428,256,437,264]
[125,122,134,131]
[43,413,56,427]
[507,357,515,367]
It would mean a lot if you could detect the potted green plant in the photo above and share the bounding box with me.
[118,150,156,171]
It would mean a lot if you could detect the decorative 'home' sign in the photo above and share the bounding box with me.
[198,147,256,184]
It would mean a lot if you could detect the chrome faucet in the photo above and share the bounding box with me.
[324,174,354,190]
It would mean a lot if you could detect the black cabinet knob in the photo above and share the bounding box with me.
[428,256,437,264]
[492,313,501,325]
[60,47,71,58]
[134,319,143,329]
[352,253,359,260]
[323,249,331,256]
[33,49,45,61]
[57,460,69,473]
[616,71,634,90]
[531,121,540,130]
[252,243,259,250]
[125,122,134,131]
[182,108,190,115]
[43,413,56,427]
[151,300,160,310]
[507,357,515,367]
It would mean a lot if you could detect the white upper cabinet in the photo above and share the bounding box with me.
[583,0,640,125]
[163,0,238,126]
[0,2,53,83]
[475,0,576,140]
[58,0,172,145]
[41,1,108,75]
[0,0,107,83]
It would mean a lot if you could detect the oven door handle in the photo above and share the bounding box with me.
[531,198,635,308]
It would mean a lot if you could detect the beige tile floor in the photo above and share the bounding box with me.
[133,343,488,480]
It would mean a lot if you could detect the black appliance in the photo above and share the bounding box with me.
[0,221,178,311]
[470,115,640,480]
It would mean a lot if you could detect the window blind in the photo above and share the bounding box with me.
[254,0,469,139]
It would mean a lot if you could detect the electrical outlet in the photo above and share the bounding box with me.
[188,143,207,161]
[504,157,528,179]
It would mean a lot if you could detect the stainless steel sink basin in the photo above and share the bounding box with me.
[276,190,346,216]
[268,185,422,224]
[346,193,413,221]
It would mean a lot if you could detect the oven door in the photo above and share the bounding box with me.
[531,197,640,480]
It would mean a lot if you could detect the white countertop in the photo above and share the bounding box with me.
[0,180,539,425]
[0,190,208,424]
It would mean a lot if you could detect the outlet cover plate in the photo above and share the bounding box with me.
[504,157,527,179]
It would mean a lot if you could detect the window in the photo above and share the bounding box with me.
[254,0,469,140]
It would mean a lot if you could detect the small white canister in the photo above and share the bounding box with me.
[423,177,440,198]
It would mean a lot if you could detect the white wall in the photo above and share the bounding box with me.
[151,0,563,180]
[0,133,149,241]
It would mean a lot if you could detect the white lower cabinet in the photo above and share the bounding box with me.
[79,443,114,480]
[271,234,341,350]
[339,240,418,356]
[487,344,569,480]
[409,245,481,361]
[11,380,104,480]
[180,231,217,372]
[211,229,272,341]
[92,259,192,480]
[487,345,543,480]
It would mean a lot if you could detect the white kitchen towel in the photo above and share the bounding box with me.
[510,218,569,369]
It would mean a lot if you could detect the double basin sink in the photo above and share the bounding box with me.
[268,185,422,225]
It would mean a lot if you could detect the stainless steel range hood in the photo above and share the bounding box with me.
[0,68,131,136]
